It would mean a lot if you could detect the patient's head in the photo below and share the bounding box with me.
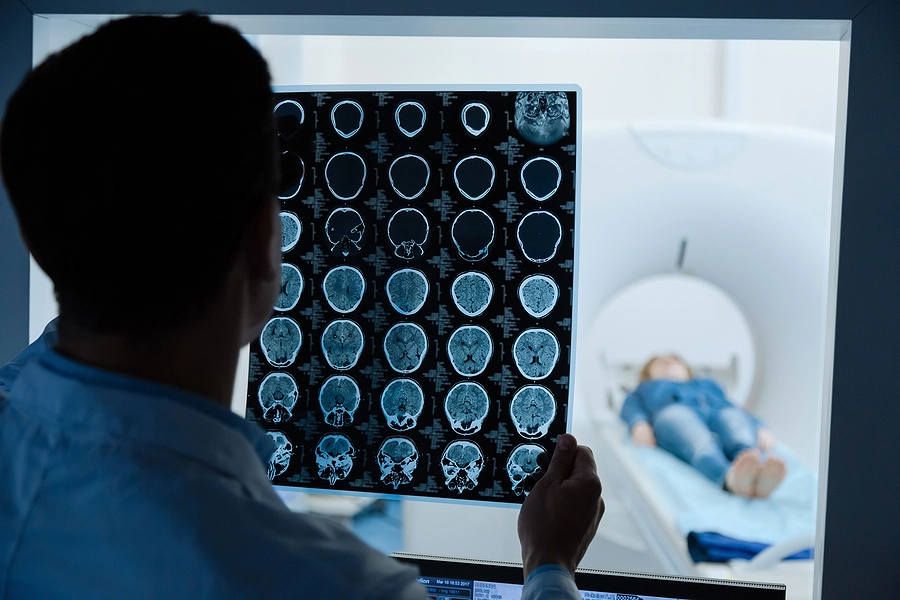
[639,354,692,383]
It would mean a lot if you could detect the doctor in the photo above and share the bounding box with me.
[0,14,603,599]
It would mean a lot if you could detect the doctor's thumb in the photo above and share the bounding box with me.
[543,434,578,482]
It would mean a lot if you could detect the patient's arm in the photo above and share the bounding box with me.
[631,421,657,446]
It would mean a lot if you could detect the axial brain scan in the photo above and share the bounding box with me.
[383,322,428,373]
[331,99,364,138]
[517,210,563,264]
[453,155,495,201]
[325,151,367,200]
[266,431,294,480]
[510,385,557,439]
[389,154,430,200]
[321,319,364,371]
[520,156,562,201]
[322,265,366,314]
[278,151,305,200]
[325,207,366,257]
[318,375,361,427]
[518,275,559,319]
[506,443,545,496]
[513,328,560,380]
[461,102,490,136]
[441,440,485,493]
[274,99,304,139]
[381,378,425,431]
[315,433,356,485]
[386,269,429,315]
[377,436,419,489]
[395,101,426,137]
[259,316,302,368]
[451,271,493,317]
[447,325,493,377]
[275,263,303,312]
[444,381,490,436]
[514,91,570,146]
[387,208,430,260]
[280,211,301,252]
[451,209,495,261]
[257,372,299,423]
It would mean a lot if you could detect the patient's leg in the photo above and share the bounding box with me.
[754,454,787,498]
[724,449,761,497]
[652,404,731,487]
[708,407,758,461]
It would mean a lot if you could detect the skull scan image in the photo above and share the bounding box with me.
[517,211,563,264]
[441,440,485,493]
[266,431,294,480]
[275,263,303,312]
[331,99,364,138]
[274,99,304,140]
[395,101,426,137]
[278,151,305,200]
[520,157,562,201]
[257,372,299,423]
[322,265,366,314]
[506,443,546,496]
[514,91,570,146]
[444,381,490,436]
[510,385,557,439]
[324,152,367,200]
[280,211,301,253]
[318,375,361,427]
[461,102,490,137]
[387,208,430,260]
[446,325,493,377]
[453,155,495,201]
[377,436,419,489]
[518,275,559,319]
[383,322,428,374]
[451,209,495,262]
[381,378,425,431]
[321,319,365,371]
[513,328,560,380]
[259,316,302,368]
[315,433,356,485]
[389,154,430,200]
[325,207,366,257]
[451,271,493,317]
[386,268,429,316]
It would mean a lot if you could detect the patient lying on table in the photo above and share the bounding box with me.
[621,355,786,498]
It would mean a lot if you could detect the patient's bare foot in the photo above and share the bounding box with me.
[754,455,787,498]
[725,449,761,497]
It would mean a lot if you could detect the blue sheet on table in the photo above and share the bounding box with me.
[687,531,813,563]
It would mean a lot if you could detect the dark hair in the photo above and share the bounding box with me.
[0,14,276,333]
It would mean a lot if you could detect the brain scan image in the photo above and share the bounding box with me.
[450,271,493,317]
[318,375,361,427]
[446,325,493,377]
[275,263,303,312]
[280,211,301,253]
[381,378,425,431]
[453,155,495,201]
[444,381,490,436]
[451,209,495,261]
[520,157,562,201]
[514,91,570,146]
[386,269,429,315]
[377,436,419,489]
[322,265,366,314]
[266,431,294,480]
[331,99,364,138]
[259,316,302,368]
[441,440,485,493]
[315,433,356,485]
[387,208,429,260]
[321,319,365,371]
[518,275,559,319]
[257,372,299,423]
[273,99,304,140]
[513,328,560,380]
[324,152,367,200]
[510,385,557,439]
[389,154,430,200]
[383,322,428,374]
[278,151,305,200]
[461,102,490,137]
[517,210,563,264]
[395,101,426,137]
[325,207,366,257]
[506,443,545,496]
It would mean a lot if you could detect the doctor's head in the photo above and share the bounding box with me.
[639,354,693,383]
[0,14,280,341]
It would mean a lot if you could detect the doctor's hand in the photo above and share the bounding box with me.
[631,421,656,446]
[517,434,604,579]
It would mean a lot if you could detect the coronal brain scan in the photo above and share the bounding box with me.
[377,436,419,489]
[322,265,366,314]
[386,269,429,315]
[451,209,495,261]
[381,378,425,431]
[321,319,364,371]
[510,385,557,439]
[387,208,430,260]
[517,210,563,263]
[513,328,560,380]
[445,381,490,436]
[259,316,302,368]
[447,325,493,377]
[451,271,494,317]
[383,322,428,373]
[258,372,299,423]
[518,274,559,319]
[247,89,577,503]
[514,91,570,146]
[318,375,361,427]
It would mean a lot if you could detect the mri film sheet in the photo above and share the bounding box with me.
[247,89,578,504]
